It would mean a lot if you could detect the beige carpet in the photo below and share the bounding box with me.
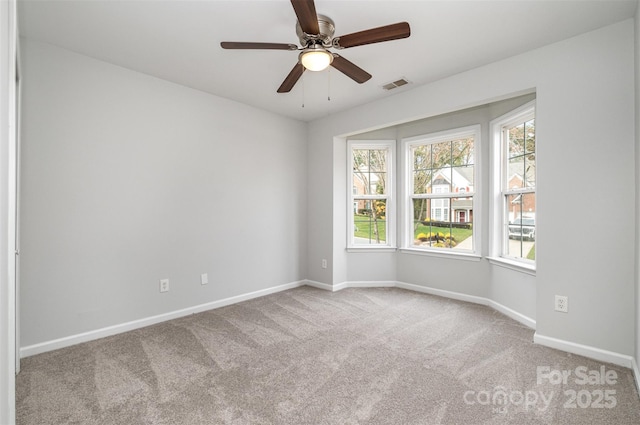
[16,286,640,424]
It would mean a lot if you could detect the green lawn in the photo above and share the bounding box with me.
[354,214,533,258]
[413,222,472,243]
[354,215,387,242]
[353,215,474,244]
[527,244,535,260]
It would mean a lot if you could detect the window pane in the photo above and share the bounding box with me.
[412,196,473,250]
[452,138,474,166]
[508,123,525,158]
[372,172,386,195]
[525,152,536,188]
[353,149,388,195]
[432,167,451,193]
[368,149,387,172]
[353,199,387,244]
[413,144,432,170]
[525,119,535,155]
[413,170,430,194]
[412,145,431,194]
[432,140,452,169]
[507,119,535,190]
[452,165,474,190]
[412,198,429,222]
[353,149,370,168]
[508,155,526,189]
[506,193,536,260]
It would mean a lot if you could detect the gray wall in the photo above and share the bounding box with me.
[17,18,638,365]
[19,40,308,347]
[308,20,635,356]
[635,0,640,374]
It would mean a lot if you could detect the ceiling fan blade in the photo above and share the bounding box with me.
[330,54,372,84]
[221,42,298,50]
[277,63,305,93]
[334,22,411,49]
[290,0,319,35]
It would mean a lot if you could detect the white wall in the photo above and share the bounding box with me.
[308,20,635,356]
[19,40,308,348]
[0,0,17,422]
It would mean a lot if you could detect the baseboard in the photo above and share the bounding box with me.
[305,280,396,291]
[310,279,537,330]
[339,280,396,289]
[304,279,339,291]
[486,299,537,329]
[397,281,537,329]
[395,280,489,305]
[633,357,640,397]
[337,281,635,373]
[26,277,632,374]
[533,333,635,369]
[317,280,636,370]
[20,280,306,358]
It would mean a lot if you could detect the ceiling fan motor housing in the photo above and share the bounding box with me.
[296,14,335,47]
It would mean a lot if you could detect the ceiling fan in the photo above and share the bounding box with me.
[220,0,411,93]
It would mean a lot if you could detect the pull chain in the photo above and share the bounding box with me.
[327,67,331,101]
[301,72,305,108]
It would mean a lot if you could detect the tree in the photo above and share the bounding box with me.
[352,148,388,243]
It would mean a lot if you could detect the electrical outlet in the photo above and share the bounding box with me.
[160,279,169,293]
[201,273,208,285]
[321,259,327,269]
[555,295,568,313]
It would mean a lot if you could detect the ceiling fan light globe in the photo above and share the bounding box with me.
[300,50,333,71]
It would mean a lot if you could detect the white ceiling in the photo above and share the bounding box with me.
[18,0,637,122]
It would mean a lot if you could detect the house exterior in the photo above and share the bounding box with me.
[426,161,536,225]
[427,166,474,224]
[506,160,536,222]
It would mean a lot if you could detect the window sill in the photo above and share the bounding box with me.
[487,256,536,276]
[398,248,481,262]
[347,246,397,253]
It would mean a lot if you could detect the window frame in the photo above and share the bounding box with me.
[400,125,481,260]
[347,140,396,251]
[489,100,536,274]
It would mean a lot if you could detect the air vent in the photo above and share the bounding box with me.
[382,78,410,91]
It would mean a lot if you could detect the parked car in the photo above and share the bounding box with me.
[508,217,535,240]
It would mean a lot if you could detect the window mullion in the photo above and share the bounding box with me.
[355,195,388,200]
[503,187,535,196]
